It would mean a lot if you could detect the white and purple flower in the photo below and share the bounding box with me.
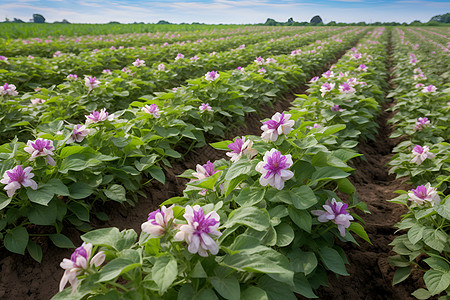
[226,136,258,162]
[256,149,294,190]
[142,104,161,118]
[174,205,221,257]
[84,76,100,92]
[357,64,368,72]
[0,83,18,96]
[1,165,37,197]
[339,82,356,94]
[30,98,45,105]
[205,71,219,82]
[67,74,78,81]
[258,68,266,74]
[67,125,90,143]
[311,198,354,237]
[199,103,212,113]
[261,112,294,142]
[414,117,430,131]
[254,56,265,65]
[320,82,335,97]
[309,76,319,83]
[24,138,56,166]
[175,53,184,60]
[85,108,112,124]
[322,70,334,78]
[331,104,344,112]
[59,243,105,292]
[410,145,435,165]
[132,58,145,67]
[408,183,440,205]
[422,85,437,93]
[141,205,175,237]
[158,63,165,71]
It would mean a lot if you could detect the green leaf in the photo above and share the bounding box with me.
[289,250,317,275]
[97,258,141,283]
[234,187,265,207]
[46,178,70,196]
[27,184,55,205]
[152,255,178,294]
[293,273,318,298]
[319,247,349,276]
[424,257,450,272]
[69,182,94,199]
[104,184,126,203]
[4,227,28,255]
[290,186,318,209]
[210,140,232,151]
[408,224,424,245]
[241,286,268,300]
[148,166,165,184]
[28,201,58,225]
[275,223,294,247]
[49,234,76,248]
[434,201,450,220]
[191,261,207,278]
[311,167,349,183]
[189,171,222,190]
[0,193,11,210]
[195,289,219,300]
[337,178,356,194]
[348,222,371,244]
[60,146,87,158]
[82,228,137,252]
[68,201,90,222]
[210,276,240,300]
[423,270,450,295]
[423,229,446,252]
[288,206,312,233]
[259,275,296,300]
[225,207,270,231]
[225,158,255,181]
[27,241,43,263]
[411,288,431,300]
[393,267,411,285]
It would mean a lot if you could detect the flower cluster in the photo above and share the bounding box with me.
[1,165,37,197]
[204,71,219,81]
[312,198,354,237]
[85,108,112,124]
[199,103,212,113]
[84,76,100,91]
[67,125,90,143]
[407,183,440,206]
[320,82,335,97]
[410,145,435,165]
[132,58,145,67]
[0,83,18,96]
[226,136,258,162]
[142,104,161,118]
[414,117,430,131]
[141,205,175,237]
[24,138,56,166]
[256,149,294,190]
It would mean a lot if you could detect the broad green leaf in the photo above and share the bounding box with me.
[289,250,317,275]
[435,201,450,220]
[424,257,450,272]
[152,255,178,294]
[210,140,232,150]
[69,182,94,199]
[234,187,265,207]
[259,275,296,300]
[27,184,55,205]
[275,223,294,247]
[68,201,90,222]
[241,286,268,300]
[49,234,76,248]
[210,276,240,300]
[148,166,165,184]
[28,201,58,225]
[225,207,270,231]
[290,186,317,209]
[319,247,349,276]
[60,146,87,159]
[393,267,411,285]
[46,178,70,196]
[423,270,450,295]
[225,158,256,181]
[191,261,207,278]
[348,222,371,244]
[104,184,126,203]
[411,288,431,300]
[293,273,318,298]
[408,223,424,245]
[311,167,349,183]
[0,193,11,210]
[188,171,222,190]
[423,229,446,252]
[27,240,43,263]
[97,258,141,283]
[4,227,28,255]
[288,206,312,232]
[82,228,137,252]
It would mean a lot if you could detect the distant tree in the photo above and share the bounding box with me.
[33,14,45,23]
[4,17,10,22]
[409,20,422,25]
[157,20,171,24]
[287,17,294,25]
[13,18,24,23]
[327,21,337,26]
[310,15,323,25]
[265,18,278,26]
[61,19,70,24]
[356,21,366,26]
[108,21,120,24]
[430,13,450,23]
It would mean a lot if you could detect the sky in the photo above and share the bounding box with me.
[1,0,449,24]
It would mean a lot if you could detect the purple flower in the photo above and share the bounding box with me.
[415,83,425,88]
[174,205,221,257]
[67,125,90,143]
[199,103,212,113]
[24,138,56,166]
[175,53,184,60]
[414,117,430,131]
[422,85,436,93]
[0,55,7,61]
[142,104,161,118]
[265,58,277,64]
[192,160,217,181]
[59,243,105,292]
[258,68,266,74]
[339,83,356,94]
[310,76,319,83]
[158,63,165,71]
[331,105,344,112]
[408,183,440,205]
[322,70,334,78]
[141,205,175,237]
[311,198,354,237]
[190,55,199,61]
[84,76,100,91]
[1,165,37,197]
[205,71,220,81]
[255,149,294,190]
[30,98,45,105]
[254,56,265,65]
[102,69,112,75]
[67,74,78,80]
[413,67,422,74]
[320,82,335,97]
[85,108,112,124]
[261,112,295,142]
[357,64,368,72]
[0,83,18,96]
[410,145,435,165]
[132,58,145,67]
[226,136,258,162]
[352,53,362,60]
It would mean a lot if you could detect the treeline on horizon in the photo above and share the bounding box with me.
[0,13,448,40]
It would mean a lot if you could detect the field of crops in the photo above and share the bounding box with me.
[0,25,449,299]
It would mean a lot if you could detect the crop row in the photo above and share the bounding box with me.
[0,28,366,261]
[50,28,389,300]
[387,28,449,299]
